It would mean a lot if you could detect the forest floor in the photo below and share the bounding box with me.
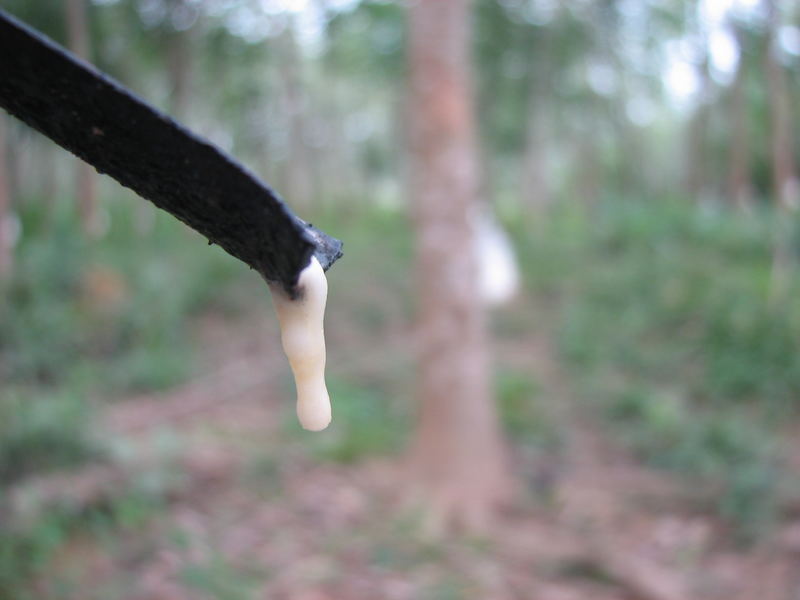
[13,285,800,600]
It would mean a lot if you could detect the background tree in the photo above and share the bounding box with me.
[406,0,512,531]
[764,0,799,301]
[65,0,100,236]
[726,20,754,211]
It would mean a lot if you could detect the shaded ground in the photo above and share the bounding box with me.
[11,289,800,600]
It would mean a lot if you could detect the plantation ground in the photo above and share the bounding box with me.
[4,200,800,599]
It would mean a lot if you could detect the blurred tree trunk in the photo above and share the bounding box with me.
[0,114,12,279]
[764,2,797,212]
[685,52,713,202]
[727,36,752,211]
[521,26,555,212]
[765,0,798,302]
[278,23,314,212]
[522,108,551,210]
[523,88,554,210]
[406,0,513,532]
[166,20,192,120]
[65,0,101,236]
[575,114,601,206]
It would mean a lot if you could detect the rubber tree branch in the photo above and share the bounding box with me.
[0,9,342,294]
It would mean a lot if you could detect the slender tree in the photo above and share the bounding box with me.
[165,1,193,120]
[727,24,753,211]
[686,51,713,202]
[522,27,554,211]
[406,0,513,532]
[764,0,798,301]
[65,0,100,236]
[277,21,314,212]
[764,0,798,211]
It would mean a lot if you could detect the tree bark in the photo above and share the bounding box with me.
[406,0,513,533]
[65,0,101,236]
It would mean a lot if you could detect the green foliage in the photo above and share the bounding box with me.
[324,1,406,81]
[516,199,799,537]
[181,553,262,600]
[0,511,71,600]
[606,386,779,538]
[0,196,245,591]
[0,388,98,484]
[291,376,407,463]
[495,369,549,444]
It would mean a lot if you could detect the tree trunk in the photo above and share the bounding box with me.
[0,114,12,279]
[727,40,752,211]
[166,21,192,120]
[685,53,713,202]
[406,0,513,533]
[765,2,798,212]
[65,0,101,236]
[164,0,196,120]
[764,0,798,302]
[523,103,553,211]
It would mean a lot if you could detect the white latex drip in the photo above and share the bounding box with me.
[269,256,331,431]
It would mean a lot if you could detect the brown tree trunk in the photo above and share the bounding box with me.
[523,105,553,211]
[65,0,101,236]
[727,43,753,211]
[278,23,314,212]
[406,0,513,533]
[686,53,713,202]
[0,114,12,279]
[765,0,798,302]
[166,28,192,120]
[765,2,798,212]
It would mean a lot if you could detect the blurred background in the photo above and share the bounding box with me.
[2,0,800,598]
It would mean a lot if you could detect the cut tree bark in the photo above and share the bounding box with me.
[406,0,513,532]
[0,9,341,292]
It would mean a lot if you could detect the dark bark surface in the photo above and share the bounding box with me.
[0,10,342,293]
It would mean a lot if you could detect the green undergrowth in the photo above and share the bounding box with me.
[0,196,243,396]
[0,195,245,593]
[0,388,99,484]
[511,198,800,539]
[0,196,244,475]
[0,489,164,600]
[496,368,553,447]
[283,375,409,463]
